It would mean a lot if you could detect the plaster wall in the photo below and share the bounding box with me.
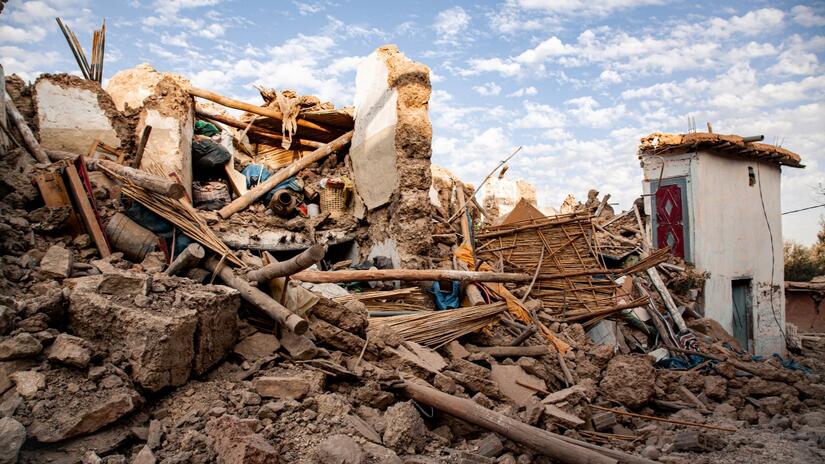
[34,79,121,154]
[643,150,785,355]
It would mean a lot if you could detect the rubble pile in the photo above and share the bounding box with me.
[1,37,824,464]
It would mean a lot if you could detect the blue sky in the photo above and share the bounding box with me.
[2,0,824,244]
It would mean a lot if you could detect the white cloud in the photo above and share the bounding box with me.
[565,96,627,128]
[769,50,821,76]
[0,45,64,81]
[514,0,664,15]
[791,5,825,28]
[0,25,48,43]
[507,86,538,97]
[473,82,502,96]
[196,23,226,39]
[8,1,60,24]
[511,101,566,130]
[294,1,324,16]
[459,57,522,77]
[434,6,471,38]
[327,55,365,75]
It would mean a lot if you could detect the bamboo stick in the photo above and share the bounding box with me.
[472,345,548,357]
[590,405,735,432]
[218,131,353,218]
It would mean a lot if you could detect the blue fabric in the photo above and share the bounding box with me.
[656,354,706,370]
[124,203,194,257]
[241,164,301,205]
[432,281,461,311]
[772,353,813,374]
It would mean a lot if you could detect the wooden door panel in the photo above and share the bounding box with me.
[655,184,685,258]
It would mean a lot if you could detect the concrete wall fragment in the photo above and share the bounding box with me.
[352,45,433,269]
[32,74,131,155]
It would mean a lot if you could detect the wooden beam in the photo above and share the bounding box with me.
[165,243,205,276]
[4,94,50,163]
[401,380,655,464]
[63,161,111,257]
[195,105,324,149]
[93,159,185,199]
[218,131,353,218]
[291,268,532,284]
[188,87,335,138]
[204,256,308,334]
[471,345,548,357]
[246,243,326,283]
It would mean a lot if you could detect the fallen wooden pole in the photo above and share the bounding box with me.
[401,380,649,464]
[509,325,538,346]
[195,106,324,149]
[291,268,531,284]
[204,257,308,334]
[5,95,50,163]
[218,131,353,218]
[246,243,326,283]
[188,87,334,137]
[646,268,688,333]
[165,243,205,276]
[94,159,186,199]
[472,345,548,357]
[590,405,735,432]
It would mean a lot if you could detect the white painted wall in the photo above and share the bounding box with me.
[35,80,121,154]
[642,150,786,356]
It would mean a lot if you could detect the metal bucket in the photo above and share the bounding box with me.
[105,212,160,262]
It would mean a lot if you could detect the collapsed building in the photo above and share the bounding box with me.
[1,33,825,464]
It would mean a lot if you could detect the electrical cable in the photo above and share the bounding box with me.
[756,162,786,340]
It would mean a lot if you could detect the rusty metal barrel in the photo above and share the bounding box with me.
[105,212,160,262]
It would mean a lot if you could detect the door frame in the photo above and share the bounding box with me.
[650,177,691,262]
[731,277,754,353]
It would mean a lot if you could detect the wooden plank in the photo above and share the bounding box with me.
[63,161,111,257]
[32,171,83,235]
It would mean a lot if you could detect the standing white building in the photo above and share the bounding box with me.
[638,132,804,356]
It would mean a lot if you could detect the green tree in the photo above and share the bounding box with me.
[785,220,825,281]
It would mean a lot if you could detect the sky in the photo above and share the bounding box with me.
[1,0,824,244]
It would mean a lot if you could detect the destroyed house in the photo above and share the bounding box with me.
[638,132,804,355]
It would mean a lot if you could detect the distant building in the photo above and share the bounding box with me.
[638,132,804,356]
[785,279,825,333]
[482,177,538,219]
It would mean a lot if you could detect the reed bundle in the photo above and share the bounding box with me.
[101,162,244,267]
[369,302,507,348]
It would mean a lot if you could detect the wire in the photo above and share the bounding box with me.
[756,162,786,341]
[782,204,825,215]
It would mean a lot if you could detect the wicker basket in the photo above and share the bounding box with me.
[320,185,348,214]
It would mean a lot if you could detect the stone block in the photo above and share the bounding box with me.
[0,333,42,360]
[39,245,73,278]
[253,376,310,400]
[47,333,92,368]
[68,274,239,391]
[207,415,278,464]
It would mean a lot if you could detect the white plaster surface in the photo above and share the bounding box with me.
[482,177,538,217]
[350,51,399,210]
[35,80,120,154]
[106,63,163,112]
[140,109,193,196]
[641,151,786,355]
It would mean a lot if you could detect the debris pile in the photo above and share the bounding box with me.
[0,31,824,464]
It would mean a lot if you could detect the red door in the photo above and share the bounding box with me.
[655,184,685,258]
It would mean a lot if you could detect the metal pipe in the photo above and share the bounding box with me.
[742,135,764,143]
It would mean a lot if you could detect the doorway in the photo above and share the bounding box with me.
[731,279,753,352]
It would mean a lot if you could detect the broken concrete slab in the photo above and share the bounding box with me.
[33,74,131,155]
[68,273,239,391]
[490,364,545,407]
[39,245,73,279]
[544,404,585,429]
[29,389,140,443]
[253,376,311,400]
[233,333,280,362]
[47,333,92,368]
